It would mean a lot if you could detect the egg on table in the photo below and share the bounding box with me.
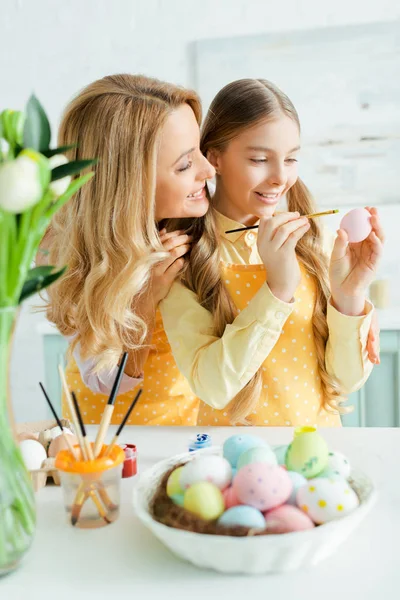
[222,485,241,509]
[319,451,351,480]
[183,481,225,520]
[48,432,78,458]
[19,439,47,471]
[296,477,359,524]
[236,445,277,471]
[166,466,185,498]
[218,506,266,530]
[273,444,289,466]
[286,471,308,506]
[233,462,292,511]
[265,504,315,534]
[180,455,232,491]
[223,434,267,468]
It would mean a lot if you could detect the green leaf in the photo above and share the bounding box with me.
[18,265,66,304]
[51,158,98,181]
[42,144,78,158]
[23,95,51,151]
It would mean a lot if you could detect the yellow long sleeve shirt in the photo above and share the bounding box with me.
[160,211,374,426]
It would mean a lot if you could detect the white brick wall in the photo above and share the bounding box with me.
[1,0,399,421]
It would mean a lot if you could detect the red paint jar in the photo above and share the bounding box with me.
[120,444,137,478]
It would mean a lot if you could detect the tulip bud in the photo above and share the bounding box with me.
[49,154,71,197]
[0,150,50,214]
[1,109,25,147]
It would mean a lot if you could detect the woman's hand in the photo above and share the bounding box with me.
[329,207,384,316]
[149,229,192,306]
[257,212,310,303]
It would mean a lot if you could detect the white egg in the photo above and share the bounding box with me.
[296,477,359,524]
[19,439,47,471]
[319,450,351,480]
[180,455,232,491]
[49,426,73,440]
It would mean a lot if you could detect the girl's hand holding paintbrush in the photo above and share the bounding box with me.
[257,211,311,303]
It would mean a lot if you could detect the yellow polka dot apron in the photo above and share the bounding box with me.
[63,309,199,426]
[197,262,341,428]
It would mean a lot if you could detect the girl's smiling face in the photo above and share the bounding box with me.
[209,115,300,225]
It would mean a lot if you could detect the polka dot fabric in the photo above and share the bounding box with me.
[197,262,340,428]
[63,309,199,426]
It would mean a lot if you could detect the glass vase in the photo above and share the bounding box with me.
[0,306,36,576]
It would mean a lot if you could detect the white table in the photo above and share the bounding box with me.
[2,427,399,600]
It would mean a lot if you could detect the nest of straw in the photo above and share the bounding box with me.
[150,463,274,537]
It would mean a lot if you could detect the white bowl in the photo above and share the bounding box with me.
[133,446,376,574]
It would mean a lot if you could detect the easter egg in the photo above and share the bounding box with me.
[48,433,78,458]
[237,445,277,471]
[19,439,47,471]
[170,494,184,507]
[183,482,225,520]
[265,504,315,534]
[273,444,288,466]
[285,426,329,478]
[319,451,351,480]
[223,485,241,509]
[340,208,372,243]
[223,434,267,468]
[180,455,232,491]
[233,462,292,511]
[166,466,185,497]
[286,471,308,506]
[296,477,359,524]
[218,506,266,530]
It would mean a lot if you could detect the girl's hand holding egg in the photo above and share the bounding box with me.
[329,207,384,316]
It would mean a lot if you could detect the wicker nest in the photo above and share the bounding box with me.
[150,463,275,537]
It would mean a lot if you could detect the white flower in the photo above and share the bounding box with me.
[49,154,71,197]
[0,155,43,213]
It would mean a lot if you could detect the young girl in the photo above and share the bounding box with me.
[160,78,384,427]
[43,74,214,425]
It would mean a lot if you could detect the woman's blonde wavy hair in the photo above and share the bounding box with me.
[45,74,202,373]
[169,78,346,424]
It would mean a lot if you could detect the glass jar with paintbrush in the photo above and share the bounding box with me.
[39,352,142,528]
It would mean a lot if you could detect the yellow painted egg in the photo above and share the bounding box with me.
[183,482,225,521]
[166,466,185,498]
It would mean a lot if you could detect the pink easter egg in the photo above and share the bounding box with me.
[232,462,292,511]
[340,208,372,243]
[265,504,315,534]
[223,485,241,509]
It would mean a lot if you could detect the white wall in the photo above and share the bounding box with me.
[1,0,399,422]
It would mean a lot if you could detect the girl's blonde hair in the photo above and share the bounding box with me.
[45,74,202,373]
[171,78,345,423]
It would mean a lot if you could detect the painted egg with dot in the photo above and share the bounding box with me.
[286,471,308,505]
[237,445,277,471]
[285,426,329,478]
[180,455,232,491]
[223,434,267,468]
[273,444,289,466]
[218,506,266,529]
[183,482,225,520]
[265,504,315,533]
[296,477,359,524]
[233,462,292,511]
[166,466,185,498]
[223,485,241,509]
[340,208,372,243]
[319,451,351,480]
